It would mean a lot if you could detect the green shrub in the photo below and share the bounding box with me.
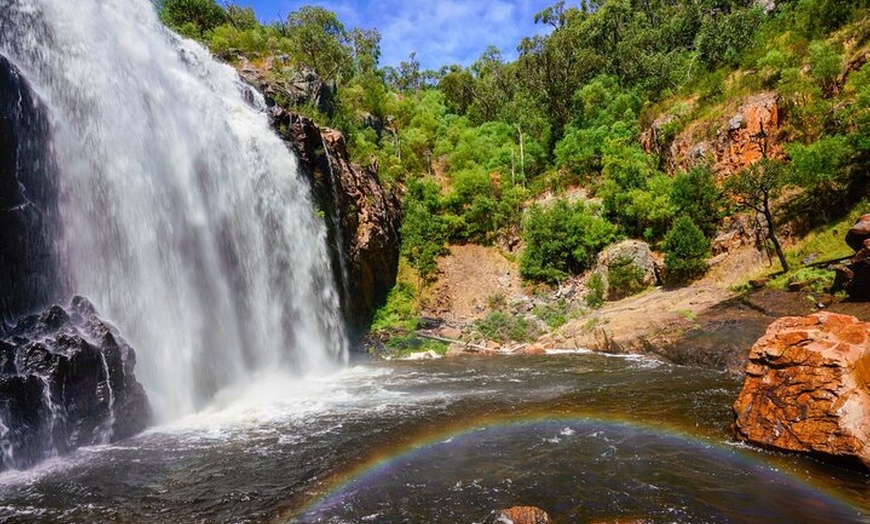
[607,256,648,300]
[532,300,572,329]
[585,273,605,308]
[670,165,723,237]
[663,216,710,284]
[475,311,539,343]
[400,179,447,279]
[371,280,417,331]
[520,200,619,283]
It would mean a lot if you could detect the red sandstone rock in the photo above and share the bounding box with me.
[514,343,547,355]
[644,92,782,178]
[732,312,870,467]
[492,506,551,524]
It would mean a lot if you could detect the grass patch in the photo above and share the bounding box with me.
[532,299,577,329]
[474,311,541,343]
[581,316,601,333]
[380,333,449,357]
[768,266,836,294]
[371,260,427,332]
[785,203,866,267]
[676,309,697,321]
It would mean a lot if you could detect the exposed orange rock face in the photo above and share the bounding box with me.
[714,92,781,177]
[492,506,551,524]
[645,92,783,179]
[732,312,870,467]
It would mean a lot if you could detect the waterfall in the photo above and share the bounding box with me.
[96,351,116,443]
[0,0,348,419]
[37,376,61,456]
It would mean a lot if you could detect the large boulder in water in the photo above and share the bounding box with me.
[732,312,870,468]
[0,296,151,472]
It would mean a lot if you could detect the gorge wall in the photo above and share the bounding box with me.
[0,56,63,325]
[238,63,402,344]
[642,92,783,178]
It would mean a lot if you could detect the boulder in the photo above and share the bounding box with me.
[845,214,870,253]
[514,343,547,356]
[835,215,870,300]
[593,240,658,301]
[439,326,464,340]
[490,506,551,524]
[732,312,870,467]
[0,297,151,472]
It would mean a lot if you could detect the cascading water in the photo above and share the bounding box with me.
[0,0,347,419]
[96,352,116,443]
[37,377,61,456]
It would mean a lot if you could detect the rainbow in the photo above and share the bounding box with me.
[285,413,868,523]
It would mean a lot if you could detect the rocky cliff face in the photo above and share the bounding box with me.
[0,55,64,324]
[733,312,870,468]
[0,297,151,472]
[642,92,783,178]
[268,107,401,343]
[237,66,402,344]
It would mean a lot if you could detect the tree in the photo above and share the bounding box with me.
[438,64,475,114]
[520,200,619,283]
[725,158,790,272]
[285,6,351,85]
[225,4,258,31]
[349,28,381,75]
[670,165,723,237]
[662,216,710,284]
[158,0,228,39]
[400,180,447,280]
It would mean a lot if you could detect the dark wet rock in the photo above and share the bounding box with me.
[0,55,64,324]
[0,297,151,472]
[266,109,401,343]
[836,235,870,301]
[845,214,870,252]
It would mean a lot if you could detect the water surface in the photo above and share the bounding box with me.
[0,354,867,523]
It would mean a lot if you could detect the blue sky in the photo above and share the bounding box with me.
[242,0,556,70]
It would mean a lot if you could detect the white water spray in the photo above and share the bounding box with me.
[37,377,60,457]
[0,0,348,419]
[96,352,116,443]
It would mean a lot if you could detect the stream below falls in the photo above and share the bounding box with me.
[0,352,868,523]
